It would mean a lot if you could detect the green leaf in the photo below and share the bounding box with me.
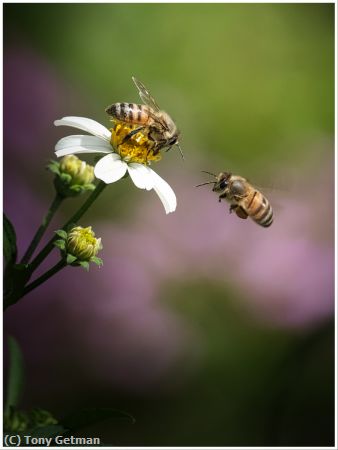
[54,230,68,239]
[66,254,77,265]
[3,213,17,265]
[84,183,96,191]
[30,408,58,428]
[4,264,31,309]
[60,173,72,183]
[5,337,25,414]
[69,185,82,193]
[61,408,135,432]
[47,162,60,175]
[90,256,103,267]
[53,240,66,251]
[47,159,59,167]
[79,261,90,271]
[30,424,66,438]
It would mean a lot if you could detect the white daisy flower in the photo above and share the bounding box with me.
[54,116,177,214]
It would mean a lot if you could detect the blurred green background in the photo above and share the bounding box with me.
[4,3,334,447]
[5,3,334,166]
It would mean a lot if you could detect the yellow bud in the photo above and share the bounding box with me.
[66,226,102,261]
[60,155,95,185]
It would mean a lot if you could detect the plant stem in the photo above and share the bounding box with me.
[29,181,107,273]
[22,259,67,297]
[21,193,64,264]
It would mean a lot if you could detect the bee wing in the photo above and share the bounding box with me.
[132,76,161,112]
[248,184,285,213]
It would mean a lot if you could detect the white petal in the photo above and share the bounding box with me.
[150,169,177,214]
[54,116,111,141]
[55,135,113,157]
[94,154,127,184]
[127,163,154,191]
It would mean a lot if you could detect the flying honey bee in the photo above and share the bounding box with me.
[105,77,183,158]
[197,171,273,227]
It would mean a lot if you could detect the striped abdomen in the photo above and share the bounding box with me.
[105,103,153,125]
[243,189,273,227]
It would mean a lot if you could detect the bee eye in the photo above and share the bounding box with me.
[219,180,228,190]
[168,136,177,145]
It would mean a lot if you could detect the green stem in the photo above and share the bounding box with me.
[29,181,107,273]
[22,259,67,297]
[21,193,64,264]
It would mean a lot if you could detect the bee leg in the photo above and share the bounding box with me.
[122,126,146,144]
[218,193,227,203]
[145,143,159,163]
[229,204,237,213]
[235,207,248,220]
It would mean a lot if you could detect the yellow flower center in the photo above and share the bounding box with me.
[110,121,162,165]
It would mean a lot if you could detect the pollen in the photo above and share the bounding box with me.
[110,121,162,165]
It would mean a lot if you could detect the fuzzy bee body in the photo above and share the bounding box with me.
[106,102,153,126]
[106,77,182,157]
[199,171,273,228]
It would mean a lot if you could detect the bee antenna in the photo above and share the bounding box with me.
[201,170,217,178]
[175,142,184,160]
[196,181,216,188]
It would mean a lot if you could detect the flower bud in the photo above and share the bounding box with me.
[66,226,102,261]
[60,155,95,185]
[3,407,57,433]
[30,408,58,428]
[4,409,29,432]
[48,155,95,197]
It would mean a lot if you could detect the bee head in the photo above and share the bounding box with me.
[213,172,231,192]
[165,131,184,160]
[167,135,178,146]
[196,171,229,189]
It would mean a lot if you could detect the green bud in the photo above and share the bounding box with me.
[50,155,95,197]
[59,155,94,185]
[3,407,57,433]
[4,409,29,432]
[30,408,58,428]
[66,226,102,262]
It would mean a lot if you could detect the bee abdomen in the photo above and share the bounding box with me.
[247,192,273,227]
[256,203,273,227]
[106,103,150,124]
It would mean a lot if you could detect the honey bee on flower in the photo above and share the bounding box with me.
[54,116,176,214]
[106,77,184,160]
[111,121,162,165]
